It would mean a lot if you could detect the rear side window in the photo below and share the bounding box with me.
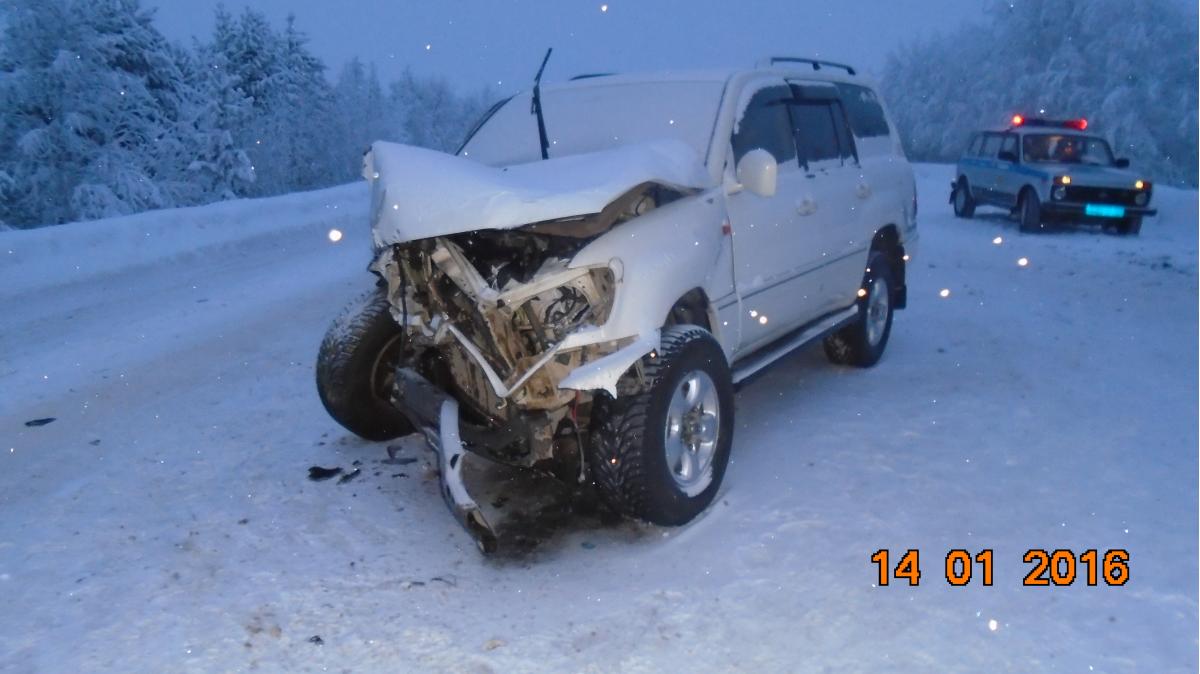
[791,101,841,166]
[967,134,984,156]
[834,83,891,138]
[980,134,1002,158]
[732,85,797,166]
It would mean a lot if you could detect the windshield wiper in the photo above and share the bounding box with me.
[531,48,553,160]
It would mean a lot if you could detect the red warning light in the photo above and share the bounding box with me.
[1011,114,1025,126]
[1067,118,1088,130]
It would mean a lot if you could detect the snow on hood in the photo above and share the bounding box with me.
[363,139,712,247]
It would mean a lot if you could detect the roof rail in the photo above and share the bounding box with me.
[569,73,615,81]
[765,57,856,76]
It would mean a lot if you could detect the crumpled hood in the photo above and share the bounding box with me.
[1028,163,1145,189]
[363,139,712,247]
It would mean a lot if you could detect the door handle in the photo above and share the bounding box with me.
[796,197,817,215]
[856,183,871,199]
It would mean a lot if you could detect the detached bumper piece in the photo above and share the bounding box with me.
[391,368,499,553]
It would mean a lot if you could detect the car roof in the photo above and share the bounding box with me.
[540,69,739,94]
[539,64,867,95]
[980,126,1095,137]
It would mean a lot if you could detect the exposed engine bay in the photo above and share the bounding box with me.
[369,183,679,481]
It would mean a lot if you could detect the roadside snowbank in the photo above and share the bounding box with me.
[0,183,365,300]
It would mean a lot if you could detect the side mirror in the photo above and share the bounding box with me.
[1115,158,1130,168]
[997,150,1018,163]
[735,149,778,197]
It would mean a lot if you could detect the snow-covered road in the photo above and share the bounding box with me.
[1,165,1196,673]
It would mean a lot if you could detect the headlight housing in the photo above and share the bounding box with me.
[1052,185,1067,201]
[1134,191,1149,206]
[512,267,616,345]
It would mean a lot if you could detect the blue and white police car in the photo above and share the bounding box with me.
[950,115,1156,235]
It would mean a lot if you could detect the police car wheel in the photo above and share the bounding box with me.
[1116,216,1142,236]
[1018,189,1042,233]
[953,179,976,218]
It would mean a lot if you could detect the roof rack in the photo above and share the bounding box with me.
[765,57,856,76]
[569,73,615,81]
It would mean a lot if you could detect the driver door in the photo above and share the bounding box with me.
[723,79,825,355]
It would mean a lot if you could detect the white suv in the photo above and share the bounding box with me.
[317,58,918,551]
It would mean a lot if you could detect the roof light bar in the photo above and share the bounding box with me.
[1009,115,1090,130]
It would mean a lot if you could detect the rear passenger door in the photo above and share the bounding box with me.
[786,81,865,316]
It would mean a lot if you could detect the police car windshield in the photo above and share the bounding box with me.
[1022,134,1116,166]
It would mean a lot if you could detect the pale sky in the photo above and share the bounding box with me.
[151,0,991,93]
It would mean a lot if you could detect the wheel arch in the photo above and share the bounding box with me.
[870,225,907,309]
[665,287,714,333]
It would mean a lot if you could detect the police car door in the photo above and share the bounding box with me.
[992,132,1020,207]
[787,80,864,316]
[724,78,822,352]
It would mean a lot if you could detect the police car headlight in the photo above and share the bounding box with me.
[1052,186,1067,201]
[1134,191,1148,206]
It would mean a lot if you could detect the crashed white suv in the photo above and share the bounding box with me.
[317,58,918,551]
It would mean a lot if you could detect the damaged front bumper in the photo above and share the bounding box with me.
[391,367,499,553]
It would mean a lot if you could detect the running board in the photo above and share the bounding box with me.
[731,306,860,385]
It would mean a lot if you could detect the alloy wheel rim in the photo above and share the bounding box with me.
[663,370,720,495]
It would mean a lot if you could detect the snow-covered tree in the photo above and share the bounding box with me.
[881,0,1198,186]
[256,14,339,193]
[185,38,255,201]
[333,57,391,178]
[0,1,508,227]
[390,68,494,153]
[0,0,196,225]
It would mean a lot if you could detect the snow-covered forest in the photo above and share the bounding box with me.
[0,0,491,229]
[3,0,1197,229]
[881,0,1199,186]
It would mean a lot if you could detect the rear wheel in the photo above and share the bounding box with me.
[953,178,976,218]
[1018,189,1043,233]
[588,326,734,526]
[316,287,414,441]
[823,251,894,368]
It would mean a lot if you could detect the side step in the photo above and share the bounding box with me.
[731,305,859,385]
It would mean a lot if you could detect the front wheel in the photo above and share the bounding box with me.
[1116,216,1142,236]
[588,326,734,526]
[1018,189,1043,233]
[824,251,894,367]
[316,286,414,441]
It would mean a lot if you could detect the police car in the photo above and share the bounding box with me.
[950,116,1156,235]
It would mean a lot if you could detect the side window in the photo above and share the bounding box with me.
[980,134,1002,158]
[791,101,841,167]
[732,85,797,167]
[968,134,984,156]
[829,101,858,163]
[999,134,1018,160]
[833,83,891,138]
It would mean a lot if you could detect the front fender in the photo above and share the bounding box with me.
[567,188,734,349]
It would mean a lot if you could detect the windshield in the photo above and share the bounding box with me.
[459,79,726,167]
[1021,133,1116,166]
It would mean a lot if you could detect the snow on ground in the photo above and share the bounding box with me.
[0,165,1195,673]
